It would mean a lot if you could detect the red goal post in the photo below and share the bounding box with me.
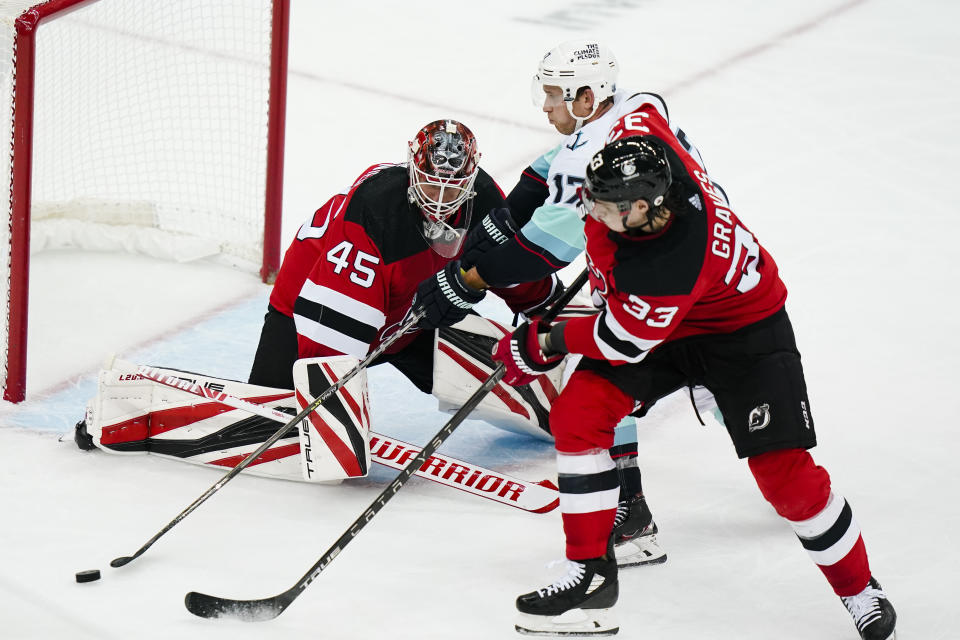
[1,0,289,402]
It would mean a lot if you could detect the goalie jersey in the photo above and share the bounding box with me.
[270,164,539,359]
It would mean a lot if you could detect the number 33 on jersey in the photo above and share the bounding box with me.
[568,102,788,365]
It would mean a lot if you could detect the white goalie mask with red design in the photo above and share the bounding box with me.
[407,120,480,257]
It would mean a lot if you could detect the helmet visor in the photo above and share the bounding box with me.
[577,186,592,220]
[578,186,626,225]
[531,76,567,109]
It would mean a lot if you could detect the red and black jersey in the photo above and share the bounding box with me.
[270,163,553,360]
[270,163,393,318]
[563,103,788,363]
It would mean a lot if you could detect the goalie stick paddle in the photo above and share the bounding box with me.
[184,268,590,622]
[107,310,424,570]
[133,373,560,514]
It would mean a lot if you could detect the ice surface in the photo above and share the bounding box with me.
[1,0,957,638]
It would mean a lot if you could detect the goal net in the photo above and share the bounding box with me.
[0,0,288,401]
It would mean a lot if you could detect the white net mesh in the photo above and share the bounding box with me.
[0,0,278,399]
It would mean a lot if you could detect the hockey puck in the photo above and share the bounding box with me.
[75,569,101,583]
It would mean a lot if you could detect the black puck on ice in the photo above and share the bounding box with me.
[76,569,101,583]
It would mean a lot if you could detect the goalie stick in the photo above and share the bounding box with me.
[135,368,560,513]
[108,310,423,570]
[184,268,590,622]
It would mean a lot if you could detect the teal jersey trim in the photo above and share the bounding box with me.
[614,417,639,447]
[520,203,585,264]
[529,144,562,180]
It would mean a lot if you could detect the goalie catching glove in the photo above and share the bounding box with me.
[414,260,485,330]
[492,319,565,386]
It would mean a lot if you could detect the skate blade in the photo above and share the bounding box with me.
[515,608,618,636]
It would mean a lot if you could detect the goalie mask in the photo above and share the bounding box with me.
[531,39,619,131]
[407,119,480,257]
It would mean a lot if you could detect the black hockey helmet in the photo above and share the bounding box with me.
[582,136,672,213]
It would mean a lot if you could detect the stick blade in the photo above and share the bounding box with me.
[185,591,290,622]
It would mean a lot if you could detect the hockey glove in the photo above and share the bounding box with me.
[492,319,565,387]
[460,207,519,270]
[414,261,486,330]
[517,274,566,322]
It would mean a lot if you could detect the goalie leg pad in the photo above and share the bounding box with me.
[292,356,371,481]
[83,358,362,483]
[433,315,563,442]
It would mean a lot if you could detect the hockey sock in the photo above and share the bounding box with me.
[610,415,641,500]
[558,448,619,560]
[614,459,642,501]
[550,372,632,559]
[550,370,634,452]
[748,448,871,597]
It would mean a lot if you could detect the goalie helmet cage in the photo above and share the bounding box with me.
[0,0,289,402]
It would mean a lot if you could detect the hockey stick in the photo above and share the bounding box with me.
[108,309,424,570]
[136,370,560,513]
[184,268,590,621]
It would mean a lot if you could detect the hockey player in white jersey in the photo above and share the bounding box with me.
[463,40,706,288]
[415,39,714,573]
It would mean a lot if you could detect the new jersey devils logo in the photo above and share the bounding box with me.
[748,404,771,432]
[586,253,609,298]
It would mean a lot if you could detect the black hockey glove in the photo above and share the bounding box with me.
[460,207,519,270]
[414,261,486,330]
[517,275,566,323]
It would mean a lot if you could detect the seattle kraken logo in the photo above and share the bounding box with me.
[567,131,588,151]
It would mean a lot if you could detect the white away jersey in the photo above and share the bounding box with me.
[519,90,706,266]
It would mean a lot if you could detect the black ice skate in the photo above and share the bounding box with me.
[515,554,619,636]
[841,577,897,640]
[611,494,666,568]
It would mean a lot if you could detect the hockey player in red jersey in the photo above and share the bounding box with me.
[414,41,676,571]
[248,119,557,423]
[493,105,897,639]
